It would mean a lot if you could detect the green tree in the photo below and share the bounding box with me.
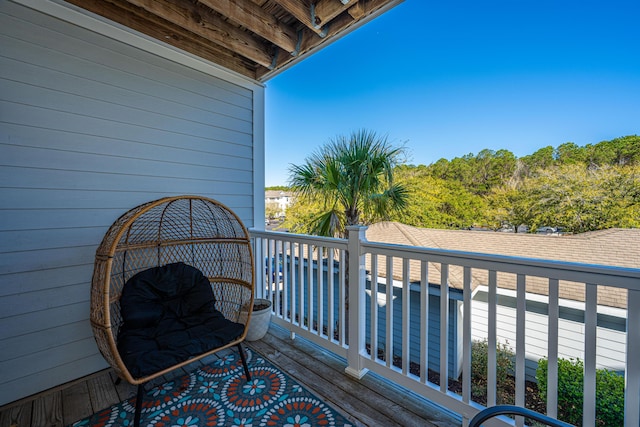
[393,165,488,229]
[513,164,640,233]
[266,185,290,191]
[555,142,586,165]
[265,202,280,220]
[487,184,536,232]
[282,196,325,235]
[520,145,555,175]
[473,149,518,194]
[587,135,640,167]
[425,149,517,196]
[288,129,409,237]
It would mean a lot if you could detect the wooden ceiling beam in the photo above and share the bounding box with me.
[117,0,275,68]
[313,0,358,29]
[295,0,392,54]
[323,0,390,38]
[272,0,327,36]
[348,1,366,19]
[198,0,302,54]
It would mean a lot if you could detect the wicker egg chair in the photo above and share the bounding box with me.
[90,195,254,426]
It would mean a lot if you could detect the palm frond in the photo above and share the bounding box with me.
[288,129,409,235]
[311,209,345,237]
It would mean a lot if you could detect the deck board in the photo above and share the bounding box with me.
[0,402,31,427]
[87,373,121,414]
[256,325,460,427]
[0,326,461,427]
[32,392,63,427]
[61,382,91,425]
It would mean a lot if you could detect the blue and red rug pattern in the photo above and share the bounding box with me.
[70,348,352,426]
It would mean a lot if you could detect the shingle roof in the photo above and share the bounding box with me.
[365,222,640,309]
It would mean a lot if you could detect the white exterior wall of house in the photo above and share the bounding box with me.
[471,286,627,381]
[265,191,292,218]
[0,0,265,406]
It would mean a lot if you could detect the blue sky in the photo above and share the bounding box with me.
[264,0,640,186]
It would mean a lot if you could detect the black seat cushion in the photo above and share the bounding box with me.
[117,262,244,378]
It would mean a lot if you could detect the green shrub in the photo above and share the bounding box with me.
[470,339,515,404]
[536,357,624,426]
[595,369,624,426]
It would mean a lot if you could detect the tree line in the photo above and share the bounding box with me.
[280,134,639,235]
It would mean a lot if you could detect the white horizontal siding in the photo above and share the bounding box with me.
[0,0,263,405]
[471,290,627,381]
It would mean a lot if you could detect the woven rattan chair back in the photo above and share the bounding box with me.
[90,195,254,385]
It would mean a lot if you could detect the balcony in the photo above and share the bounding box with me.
[2,228,638,426]
[251,227,640,427]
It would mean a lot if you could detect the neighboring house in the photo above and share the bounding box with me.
[0,0,402,406]
[265,190,294,218]
[366,222,638,379]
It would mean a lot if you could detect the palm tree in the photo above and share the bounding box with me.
[288,129,409,238]
[288,130,409,339]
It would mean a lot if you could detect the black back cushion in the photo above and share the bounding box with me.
[118,262,244,378]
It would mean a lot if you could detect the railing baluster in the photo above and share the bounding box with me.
[254,236,265,299]
[282,241,289,321]
[371,254,379,362]
[328,248,335,342]
[386,254,394,369]
[420,260,429,384]
[278,240,289,320]
[547,278,559,419]
[487,270,497,407]
[275,240,282,318]
[317,245,323,336]
[307,243,313,331]
[402,258,410,375]
[289,241,296,326]
[440,264,449,394]
[462,266,472,404]
[266,238,274,303]
[298,242,304,328]
[625,288,640,427]
[583,283,597,427]
[515,274,526,427]
[339,248,346,345]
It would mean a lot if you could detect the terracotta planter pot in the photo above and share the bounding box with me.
[241,298,272,341]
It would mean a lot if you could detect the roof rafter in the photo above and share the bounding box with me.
[113,0,275,68]
[272,0,327,36]
[313,0,358,29]
[199,0,305,54]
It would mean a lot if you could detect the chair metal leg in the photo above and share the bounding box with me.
[237,343,251,381]
[134,383,144,427]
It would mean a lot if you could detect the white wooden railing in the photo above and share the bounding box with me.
[250,227,640,427]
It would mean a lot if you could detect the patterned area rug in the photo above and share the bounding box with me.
[71,348,352,426]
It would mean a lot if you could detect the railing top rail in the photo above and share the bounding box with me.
[250,229,348,249]
[250,229,640,288]
[361,239,640,289]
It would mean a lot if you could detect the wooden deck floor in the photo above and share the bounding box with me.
[0,324,461,427]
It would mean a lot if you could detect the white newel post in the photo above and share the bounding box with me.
[345,225,369,379]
